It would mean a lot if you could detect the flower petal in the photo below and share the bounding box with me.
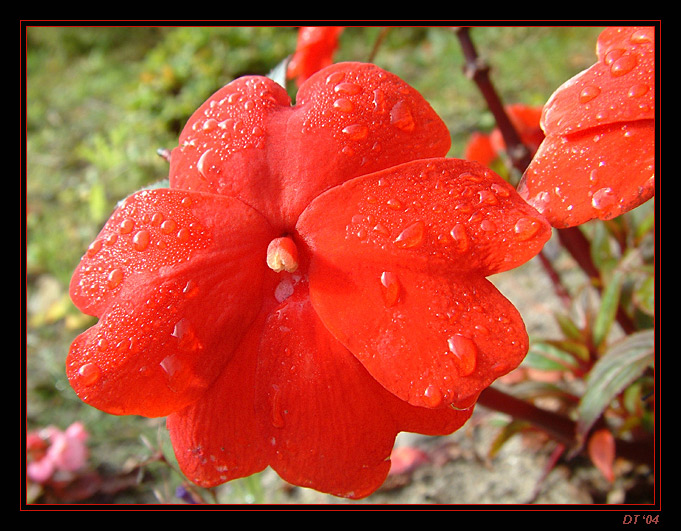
[519,26,655,228]
[297,158,547,409]
[518,120,654,228]
[298,158,551,277]
[255,282,471,498]
[166,309,271,488]
[169,62,451,230]
[307,261,529,410]
[67,189,275,417]
[541,26,654,136]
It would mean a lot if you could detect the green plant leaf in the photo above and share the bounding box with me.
[576,329,654,442]
[592,270,624,348]
[524,340,581,372]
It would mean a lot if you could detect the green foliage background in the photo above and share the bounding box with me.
[25,25,606,504]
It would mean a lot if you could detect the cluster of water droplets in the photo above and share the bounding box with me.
[75,191,210,307]
[300,69,419,162]
[336,161,537,406]
[179,77,288,187]
[72,275,205,393]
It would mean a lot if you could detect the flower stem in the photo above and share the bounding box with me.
[478,386,653,466]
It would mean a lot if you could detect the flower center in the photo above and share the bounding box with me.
[266,236,299,273]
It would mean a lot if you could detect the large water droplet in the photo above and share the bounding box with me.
[513,217,541,241]
[449,223,469,252]
[107,268,124,289]
[390,101,415,132]
[77,362,101,386]
[579,85,601,104]
[380,271,400,307]
[423,384,443,408]
[591,186,617,211]
[393,220,425,249]
[270,384,285,428]
[342,123,368,140]
[132,230,150,251]
[447,335,478,376]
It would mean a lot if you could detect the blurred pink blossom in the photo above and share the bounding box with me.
[27,421,89,484]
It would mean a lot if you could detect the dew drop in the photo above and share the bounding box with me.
[478,189,499,205]
[334,82,361,95]
[107,268,124,289]
[591,187,617,210]
[271,384,285,428]
[513,217,541,241]
[161,219,177,234]
[77,363,101,386]
[132,230,151,251]
[333,98,354,113]
[393,220,425,249]
[380,271,400,307]
[447,335,478,376]
[176,227,190,243]
[579,85,601,104]
[423,384,443,408]
[86,239,103,257]
[628,83,649,98]
[449,223,469,252]
[119,218,135,234]
[610,53,637,77]
[341,123,368,140]
[390,101,415,132]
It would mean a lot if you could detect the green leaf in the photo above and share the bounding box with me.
[576,330,654,442]
[592,270,624,348]
[524,340,581,372]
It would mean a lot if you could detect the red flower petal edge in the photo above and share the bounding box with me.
[297,158,551,409]
[67,188,275,417]
[287,26,344,86]
[518,26,655,228]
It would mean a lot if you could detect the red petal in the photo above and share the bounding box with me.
[169,62,450,230]
[67,189,274,417]
[307,262,529,409]
[298,158,551,277]
[587,428,616,483]
[166,310,271,488]
[255,283,471,498]
[519,120,654,228]
[541,26,654,136]
[297,158,546,409]
[520,27,655,228]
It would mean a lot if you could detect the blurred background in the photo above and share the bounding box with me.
[25,25,608,504]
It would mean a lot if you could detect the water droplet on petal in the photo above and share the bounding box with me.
[77,363,101,386]
[380,271,400,307]
[449,223,469,252]
[119,218,135,234]
[271,384,285,428]
[591,186,617,210]
[107,268,124,288]
[390,101,415,132]
[333,98,354,113]
[132,230,150,251]
[393,220,425,249]
[447,335,478,376]
[334,82,361,95]
[579,85,601,104]
[513,217,541,241]
[342,123,368,140]
[423,384,443,407]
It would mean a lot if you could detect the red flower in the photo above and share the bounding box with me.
[518,26,655,228]
[464,104,544,166]
[67,62,551,498]
[286,26,344,87]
